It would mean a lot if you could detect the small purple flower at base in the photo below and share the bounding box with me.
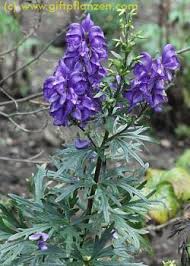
[74,139,91,150]
[29,232,49,251]
[37,240,48,251]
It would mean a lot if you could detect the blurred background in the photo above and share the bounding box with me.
[0,0,190,265]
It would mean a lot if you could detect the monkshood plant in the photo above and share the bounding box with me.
[0,9,180,266]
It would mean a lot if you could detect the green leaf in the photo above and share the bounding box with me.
[8,224,51,241]
[161,167,190,201]
[0,217,15,233]
[110,50,122,59]
[55,184,79,202]
[0,203,21,228]
[176,149,190,173]
[33,164,46,204]
[118,181,148,203]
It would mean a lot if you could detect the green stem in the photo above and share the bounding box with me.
[177,47,190,55]
[86,130,109,217]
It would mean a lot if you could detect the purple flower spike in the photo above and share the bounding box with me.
[125,44,180,111]
[29,232,49,251]
[75,139,91,149]
[43,14,107,127]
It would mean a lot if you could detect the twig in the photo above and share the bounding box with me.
[7,107,48,117]
[0,156,49,164]
[0,91,43,107]
[146,217,182,232]
[177,47,190,55]
[0,30,35,57]
[0,111,48,132]
[0,27,67,86]
[0,87,18,109]
[0,1,43,57]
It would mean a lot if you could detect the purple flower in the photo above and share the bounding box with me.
[37,240,48,251]
[44,60,101,126]
[125,44,180,111]
[66,14,107,61]
[29,232,49,251]
[161,44,180,81]
[43,14,107,127]
[74,138,91,149]
[65,14,107,87]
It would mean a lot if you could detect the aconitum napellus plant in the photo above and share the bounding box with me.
[0,9,180,266]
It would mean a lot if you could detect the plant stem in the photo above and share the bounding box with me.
[177,47,190,55]
[86,130,109,217]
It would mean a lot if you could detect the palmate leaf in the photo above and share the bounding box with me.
[0,240,39,265]
[117,180,148,203]
[54,145,93,172]
[47,167,73,183]
[0,242,25,265]
[54,183,80,202]
[111,214,146,251]
[60,226,82,256]
[122,126,151,142]
[110,122,151,166]
[53,177,93,203]
[110,137,145,166]
[9,194,44,217]
[117,138,145,166]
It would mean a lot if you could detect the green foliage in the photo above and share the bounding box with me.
[161,168,190,201]
[162,260,177,266]
[143,151,190,224]
[176,149,190,172]
[175,124,190,139]
[0,11,20,35]
[148,182,180,224]
[84,0,137,48]
[0,143,148,265]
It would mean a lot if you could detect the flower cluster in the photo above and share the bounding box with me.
[126,44,180,111]
[29,232,49,251]
[43,14,107,126]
